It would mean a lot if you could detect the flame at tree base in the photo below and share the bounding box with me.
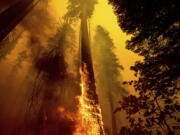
[73,63,105,135]
[57,63,105,135]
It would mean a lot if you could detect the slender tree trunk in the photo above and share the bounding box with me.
[108,92,118,135]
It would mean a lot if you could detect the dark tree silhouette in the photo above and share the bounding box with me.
[23,23,78,135]
[109,0,180,135]
[0,0,39,42]
[93,25,127,135]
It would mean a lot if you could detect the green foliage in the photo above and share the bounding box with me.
[109,0,180,134]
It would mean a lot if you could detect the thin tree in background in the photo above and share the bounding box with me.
[93,25,127,135]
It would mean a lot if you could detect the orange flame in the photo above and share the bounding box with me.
[73,64,105,135]
[57,64,105,135]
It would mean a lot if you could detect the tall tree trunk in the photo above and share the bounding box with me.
[80,13,104,135]
[0,0,39,42]
[81,16,98,104]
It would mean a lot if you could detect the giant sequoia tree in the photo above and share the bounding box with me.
[109,0,180,134]
[93,25,127,135]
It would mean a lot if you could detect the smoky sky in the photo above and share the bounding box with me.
[22,21,82,135]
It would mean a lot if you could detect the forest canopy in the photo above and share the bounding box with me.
[109,0,180,134]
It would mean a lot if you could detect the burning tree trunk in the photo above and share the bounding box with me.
[0,0,39,42]
[81,17,98,105]
[80,13,105,135]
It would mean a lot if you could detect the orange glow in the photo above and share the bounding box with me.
[49,0,142,94]
[73,64,105,135]
[57,107,65,113]
[57,64,105,135]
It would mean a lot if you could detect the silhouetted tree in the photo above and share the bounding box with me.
[93,25,127,135]
[23,23,77,135]
[109,0,180,134]
[0,0,39,42]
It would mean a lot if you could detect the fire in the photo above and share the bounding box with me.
[73,63,105,135]
[57,63,105,135]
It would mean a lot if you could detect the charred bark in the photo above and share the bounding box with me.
[80,16,98,104]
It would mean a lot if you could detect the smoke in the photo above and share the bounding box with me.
[0,0,56,66]
[10,50,27,75]
[0,0,101,134]
[20,22,80,135]
[92,25,128,135]
[20,1,55,58]
[0,30,22,61]
[0,1,60,135]
[4,2,82,134]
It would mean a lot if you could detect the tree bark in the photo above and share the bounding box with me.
[80,12,104,135]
